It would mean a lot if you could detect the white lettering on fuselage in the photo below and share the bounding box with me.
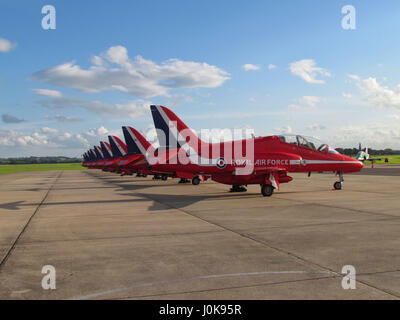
[229,159,290,167]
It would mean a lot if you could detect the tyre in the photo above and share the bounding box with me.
[261,184,274,197]
[161,175,168,181]
[334,181,342,190]
[192,176,201,185]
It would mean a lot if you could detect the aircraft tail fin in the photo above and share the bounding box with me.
[89,149,96,160]
[94,146,104,159]
[122,126,144,155]
[122,126,154,161]
[150,105,203,151]
[108,135,127,157]
[100,141,113,158]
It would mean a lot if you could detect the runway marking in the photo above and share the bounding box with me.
[0,171,62,269]
[74,270,336,300]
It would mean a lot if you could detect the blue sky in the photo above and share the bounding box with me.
[1,0,400,157]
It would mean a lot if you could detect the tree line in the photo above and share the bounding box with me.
[0,156,82,165]
[335,148,400,156]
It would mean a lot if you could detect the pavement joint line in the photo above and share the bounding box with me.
[0,171,63,270]
[14,215,399,246]
[234,216,400,233]
[88,171,400,299]
[17,229,227,245]
[116,272,399,300]
[112,275,346,300]
[75,272,338,300]
[274,196,400,220]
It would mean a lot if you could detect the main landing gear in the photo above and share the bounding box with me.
[136,173,147,178]
[333,171,344,190]
[229,185,247,192]
[192,176,201,185]
[261,184,274,197]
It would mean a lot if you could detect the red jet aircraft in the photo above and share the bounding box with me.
[127,105,364,197]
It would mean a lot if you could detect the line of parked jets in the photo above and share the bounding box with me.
[82,105,364,197]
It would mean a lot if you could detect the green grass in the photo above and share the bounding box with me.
[350,154,400,164]
[372,155,400,164]
[0,163,86,175]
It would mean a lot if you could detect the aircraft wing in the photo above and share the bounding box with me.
[252,166,287,173]
[233,166,287,190]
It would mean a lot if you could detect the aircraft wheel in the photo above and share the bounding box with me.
[192,176,201,185]
[142,174,147,178]
[261,184,274,197]
[161,175,168,181]
[334,181,342,190]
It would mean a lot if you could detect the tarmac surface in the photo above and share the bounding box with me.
[0,165,400,299]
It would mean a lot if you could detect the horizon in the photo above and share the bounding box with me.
[1,1,400,157]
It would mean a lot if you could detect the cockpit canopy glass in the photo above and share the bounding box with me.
[277,135,339,154]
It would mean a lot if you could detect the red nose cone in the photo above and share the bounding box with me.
[344,155,364,172]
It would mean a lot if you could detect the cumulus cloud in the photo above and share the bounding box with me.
[288,96,322,110]
[0,126,113,150]
[267,64,277,70]
[0,124,131,157]
[37,96,151,119]
[289,59,331,84]
[342,92,352,99]
[0,130,49,147]
[40,127,59,135]
[2,114,25,123]
[32,46,230,98]
[242,64,260,71]
[350,75,400,109]
[0,38,16,53]
[33,88,62,97]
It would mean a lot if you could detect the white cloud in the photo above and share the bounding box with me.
[350,75,400,109]
[33,46,230,98]
[342,92,352,99]
[33,88,62,97]
[0,125,135,157]
[289,59,331,84]
[40,127,59,135]
[328,123,400,149]
[288,96,322,110]
[0,130,49,147]
[242,64,260,71]
[44,114,84,123]
[299,96,321,107]
[37,96,151,119]
[267,64,277,70]
[306,124,326,131]
[274,125,292,134]
[0,38,16,53]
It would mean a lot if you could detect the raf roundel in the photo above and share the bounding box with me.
[216,157,227,169]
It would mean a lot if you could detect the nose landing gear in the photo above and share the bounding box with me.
[333,171,344,190]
